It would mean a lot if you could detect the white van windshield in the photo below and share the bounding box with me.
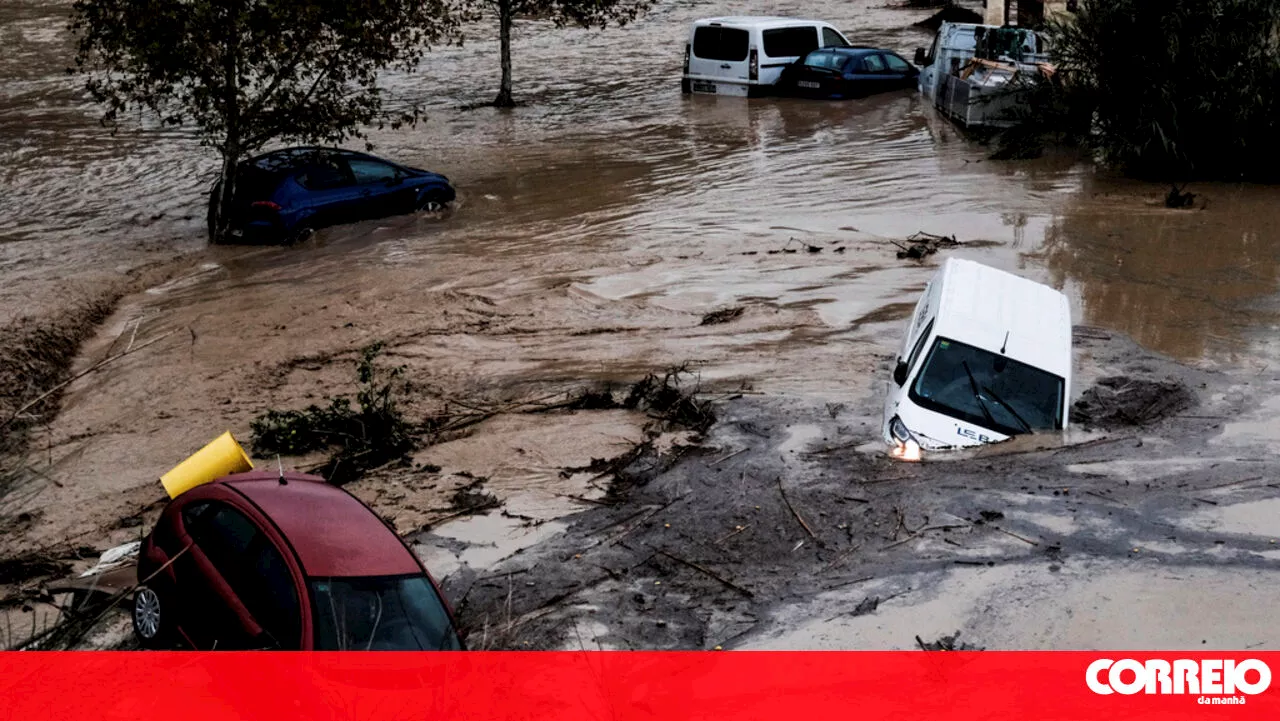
[909,337,1064,435]
[693,26,749,62]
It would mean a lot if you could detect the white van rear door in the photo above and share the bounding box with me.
[687,24,751,90]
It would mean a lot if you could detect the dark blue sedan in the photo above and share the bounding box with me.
[778,47,919,100]
[208,147,456,244]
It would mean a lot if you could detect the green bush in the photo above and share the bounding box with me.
[251,342,414,485]
[1006,0,1280,180]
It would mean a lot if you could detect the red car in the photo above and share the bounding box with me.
[132,470,464,650]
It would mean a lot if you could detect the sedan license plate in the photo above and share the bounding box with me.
[692,81,716,94]
[797,80,821,89]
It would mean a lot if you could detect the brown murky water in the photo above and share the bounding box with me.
[5,0,1280,597]
[6,0,1280,652]
[5,0,1280,359]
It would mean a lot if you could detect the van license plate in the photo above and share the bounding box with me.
[692,81,716,94]
[798,81,821,89]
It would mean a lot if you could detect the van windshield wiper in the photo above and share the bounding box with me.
[961,361,997,428]
[980,384,1033,434]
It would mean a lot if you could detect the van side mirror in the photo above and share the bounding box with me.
[914,47,928,66]
[893,360,909,386]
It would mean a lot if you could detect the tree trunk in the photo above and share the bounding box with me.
[494,0,515,107]
[212,1,243,244]
[212,151,237,244]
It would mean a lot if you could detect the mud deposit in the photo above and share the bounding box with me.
[435,331,1280,650]
[4,0,1280,649]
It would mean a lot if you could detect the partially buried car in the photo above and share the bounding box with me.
[132,470,464,650]
[777,47,919,100]
[208,146,456,244]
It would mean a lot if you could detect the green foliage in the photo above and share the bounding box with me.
[251,342,415,485]
[1005,0,1280,180]
[69,0,462,239]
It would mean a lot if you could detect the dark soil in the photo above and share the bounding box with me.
[450,476,500,511]
[0,292,121,451]
[701,307,745,326]
[1071,376,1196,429]
[441,330,1257,651]
[0,554,73,586]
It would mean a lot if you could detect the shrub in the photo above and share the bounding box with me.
[1002,0,1280,180]
[251,343,414,485]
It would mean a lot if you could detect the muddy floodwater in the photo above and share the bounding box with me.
[3,0,1280,649]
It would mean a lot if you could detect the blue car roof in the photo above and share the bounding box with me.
[820,47,889,57]
[246,146,385,173]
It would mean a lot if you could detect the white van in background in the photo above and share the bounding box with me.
[682,17,853,97]
[882,258,1072,459]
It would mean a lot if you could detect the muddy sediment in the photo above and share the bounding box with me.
[1072,376,1197,430]
[3,0,1280,650]
[0,293,121,444]
[442,330,1278,650]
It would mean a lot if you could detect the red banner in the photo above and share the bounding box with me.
[1,652,1276,720]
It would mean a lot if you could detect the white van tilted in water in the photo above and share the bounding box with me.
[682,17,852,97]
[882,258,1071,459]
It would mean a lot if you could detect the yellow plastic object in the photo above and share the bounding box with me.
[160,431,254,499]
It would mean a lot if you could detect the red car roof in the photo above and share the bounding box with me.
[218,471,422,578]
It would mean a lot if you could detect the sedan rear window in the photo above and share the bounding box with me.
[884,53,912,72]
[311,575,462,651]
[297,157,352,191]
[348,158,400,184]
[762,26,819,58]
[804,52,846,71]
[692,26,749,62]
[232,167,282,204]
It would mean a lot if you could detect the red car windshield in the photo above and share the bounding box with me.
[310,575,461,651]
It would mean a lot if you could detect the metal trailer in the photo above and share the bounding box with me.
[934,73,1026,129]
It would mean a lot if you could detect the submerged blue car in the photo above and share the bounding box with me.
[777,47,919,100]
[208,147,455,244]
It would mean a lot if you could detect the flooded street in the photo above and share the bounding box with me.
[3,0,1280,649]
[5,0,1280,361]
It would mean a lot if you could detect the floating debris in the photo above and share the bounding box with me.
[894,231,960,260]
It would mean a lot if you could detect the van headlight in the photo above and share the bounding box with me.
[889,416,915,444]
[889,416,922,462]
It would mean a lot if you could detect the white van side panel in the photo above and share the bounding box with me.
[684,18,851,95]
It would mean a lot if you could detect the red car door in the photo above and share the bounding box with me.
[183,498,308,649]
[176,500,264,649]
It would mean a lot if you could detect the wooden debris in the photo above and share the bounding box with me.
[777,477,815,538]
[654,549,753,598]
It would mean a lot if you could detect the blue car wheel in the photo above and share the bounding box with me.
[416,187,452,213]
